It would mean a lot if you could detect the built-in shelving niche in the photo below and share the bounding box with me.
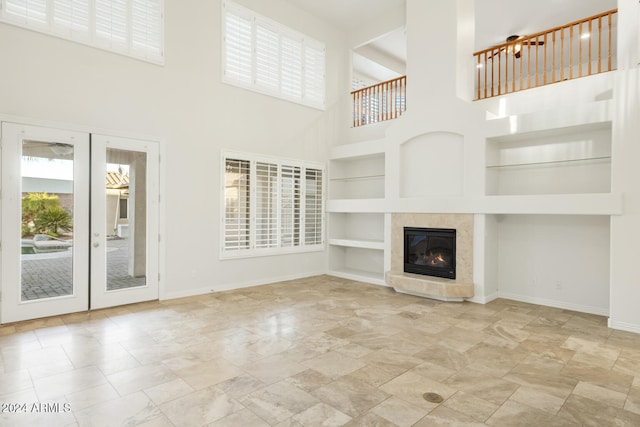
[329,153,385,200]
[328,245,385,284]
[485,122,612,196]
[327,212,385,285]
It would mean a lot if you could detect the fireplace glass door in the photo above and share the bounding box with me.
[404,227,456,279]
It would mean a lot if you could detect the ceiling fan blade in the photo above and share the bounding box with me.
[488,46,506,59]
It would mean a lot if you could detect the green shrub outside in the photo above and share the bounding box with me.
[21,193,73,237]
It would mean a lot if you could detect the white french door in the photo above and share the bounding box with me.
[90,134,159,310]
[0,123,159,323]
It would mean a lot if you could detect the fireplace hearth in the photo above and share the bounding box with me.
[404,227,456,279]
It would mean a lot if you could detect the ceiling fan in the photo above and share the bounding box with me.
[490,35,545,59]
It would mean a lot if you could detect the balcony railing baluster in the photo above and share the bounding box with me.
[473,9,617,100]
[351,76,406,128]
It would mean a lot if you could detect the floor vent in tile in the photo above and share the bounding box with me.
[423,392,444,403]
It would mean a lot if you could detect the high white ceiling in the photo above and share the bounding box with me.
[475,0,617,51]
[285,0,618,84]
[283,0,405,32]
[286,0,618,52]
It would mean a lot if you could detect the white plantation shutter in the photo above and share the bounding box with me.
[52,0,89,36]
[303,42,325,107]
[1,0,163,63]
[131,0,162,59]
[95,0,127,49]
[280,32,303,99]
[222,152,323,257]
[255,162,278,249]
[224,5,252,85]
[280,165,301,247]
[224,158,251,251]
[255,21,279,91]
[304,168,323,246]
[222,1,325,109]
[3,0,47,27]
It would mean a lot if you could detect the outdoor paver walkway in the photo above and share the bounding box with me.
[21,237,145,301]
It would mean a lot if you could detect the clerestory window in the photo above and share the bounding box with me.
[0,0,164,64]
[222,0,326,109]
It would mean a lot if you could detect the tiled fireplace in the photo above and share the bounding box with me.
[386,213,474,301]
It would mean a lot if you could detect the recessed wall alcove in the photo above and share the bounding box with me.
[400,132,464,198]
[386,213,474,301]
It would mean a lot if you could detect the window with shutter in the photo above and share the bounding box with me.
[224,158,251,251]
[303,43,325,106]
[131,0,163,59]
[52,0,90,36]
[224,5,252,85]
[1,0,164,63]
[222,0,325,109]
[255,162,278,249]
[4,0,47,27]
[304,168,323,246]
[280,165,301,247]
[95,0,128,49]
[255,22,280,92]
[280,33,303,100]
[221,151,324,258]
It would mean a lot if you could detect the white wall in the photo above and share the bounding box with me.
[0,0,350,299]
[609,0,640,332]
[495,214,610,315]
[400,132,464,197]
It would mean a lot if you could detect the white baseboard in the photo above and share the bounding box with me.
[161,271,325,301]
[496,292,609,316]
[465,292,500,304]
[608,319,640,334]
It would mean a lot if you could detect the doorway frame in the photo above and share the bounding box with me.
[0,114,166,324]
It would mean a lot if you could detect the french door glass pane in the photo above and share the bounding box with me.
[105,148,147,290]
[21,141,75,301]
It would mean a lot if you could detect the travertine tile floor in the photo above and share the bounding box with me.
[2,275,640,426]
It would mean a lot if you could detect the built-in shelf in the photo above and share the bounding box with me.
[330,174,385,182]
[327,241,384,274]
[328,238,385,250]
[329,153,385,200]
[326,199,387,213]
[485,122,612,196]
[330,138,386,160]
[328,193,622,215]
[486,156,611,169]
[327,212,386,285]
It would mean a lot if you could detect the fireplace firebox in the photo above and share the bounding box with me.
[404,227,456,279]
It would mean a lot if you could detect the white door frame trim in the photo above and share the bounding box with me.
[0,113,167,314]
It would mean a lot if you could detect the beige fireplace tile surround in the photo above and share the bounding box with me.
[387,213,474,300]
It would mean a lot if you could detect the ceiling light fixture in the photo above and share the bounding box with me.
[50,144,74,156]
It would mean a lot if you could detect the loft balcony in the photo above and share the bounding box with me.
[473,9,617,100]
[350,8,618,127]
[351,76,406,128]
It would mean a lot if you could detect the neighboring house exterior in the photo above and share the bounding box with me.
[105,171,129,237]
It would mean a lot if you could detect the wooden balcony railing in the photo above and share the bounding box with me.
[473,9,617,100]
[352,76,406,127]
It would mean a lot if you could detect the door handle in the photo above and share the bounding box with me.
[92,242,100,248]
